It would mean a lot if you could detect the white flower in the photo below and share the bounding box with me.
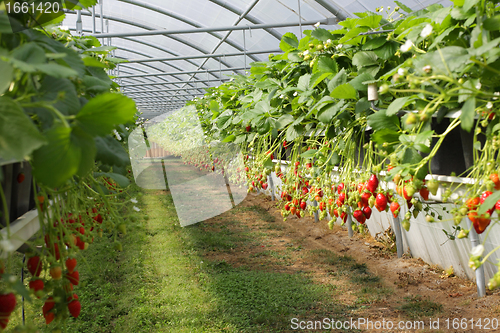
[280,94,285,99]
[60,25,69,31]
[303,50,309,56]
[133,206,140,212]
[293,91,298,96]
[314,22,320,28]
[401,40,413,52]
[326,39,332,44]
[471,244,484,257]
[0,240,15,253]
[486,102,493,109]
[494,92,500,100]
[130,198,138,204]
[336,44,343,50]
[476,82,482,90]
[420,24,433,38]
[398,68,406,76]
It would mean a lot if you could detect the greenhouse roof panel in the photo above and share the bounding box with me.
[62,0,450,117]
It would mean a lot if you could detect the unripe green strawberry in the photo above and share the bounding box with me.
[401,219,410,231]
[113,241,123,252]
[426,179,439,196]
[118,224,127,235]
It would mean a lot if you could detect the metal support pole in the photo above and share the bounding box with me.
[100,0,104,45]
[312,200,319,222]
[219,58,222,85]
[467,218,486,297]
[298,0,303,38]
[92,5,96,34]
[243,30,247,72]
[90,18,333,38]
[347,208,353,237]
[76,10,82,35]
[267,175,275,201]
[393,215,404,258]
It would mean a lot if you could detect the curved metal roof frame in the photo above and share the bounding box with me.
[63,0,448,118]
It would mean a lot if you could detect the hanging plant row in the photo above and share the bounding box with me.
[0,2,140,331]
[149,0,500,290]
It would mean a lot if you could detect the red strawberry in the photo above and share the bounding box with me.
[375,193,387,212]
[360,192,371,208]
[66,271,79,286]
[44,312,55,325]
[362,206,372,219]
[93,214,103,224]
[366,174,379,193]
[490,173,500,190]
[27,256,42,277]
[338,192,346,205]
[419,186,429,200]
[246,125,251,132]
[17,172,25,183]
[480,191,495,215]
[262,183,268,190]
[66,258,77,274]
[29,279,44,296]
[353,210,366,224]
[337,183,345,194]
[0,318,9,329]
[495,199,500,213]
[0,293,16,314]
[340,212,347,223]
[300,201,307,210]
[390,201,400,218]
[284,203,290,211]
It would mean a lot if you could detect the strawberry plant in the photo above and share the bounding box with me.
[0,3,141,331]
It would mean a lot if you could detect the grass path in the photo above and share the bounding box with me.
[9,183,445,332]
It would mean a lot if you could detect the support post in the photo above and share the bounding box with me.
[312,200,319,222]
[346,209,353,237]
[92,5,96,34]
[243,30,247,72]
[100,0,104,45]
[392,215,404,258]
[467,218,486,297]
[268,174,275,201]
[76,10,82,35]
[297,0,302,38]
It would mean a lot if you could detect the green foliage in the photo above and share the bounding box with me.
[0,14,137,185]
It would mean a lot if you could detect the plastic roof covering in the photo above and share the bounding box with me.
[62,0,450,119]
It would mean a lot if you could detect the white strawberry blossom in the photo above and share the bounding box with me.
[397,68,406,76]
[486,102,493,109]
[314,22,320,28]
[401,40,413,52]
[420,24,433,38]
[476,82,482,90]
[133,206,140,212]
[130,198,138,204]
[471,244,484,257]
[293,91,298,96]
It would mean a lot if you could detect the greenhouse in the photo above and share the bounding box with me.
[1,0,500,331]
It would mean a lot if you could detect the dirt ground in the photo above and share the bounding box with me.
[203,192,500,332]
[138,158,500,332]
